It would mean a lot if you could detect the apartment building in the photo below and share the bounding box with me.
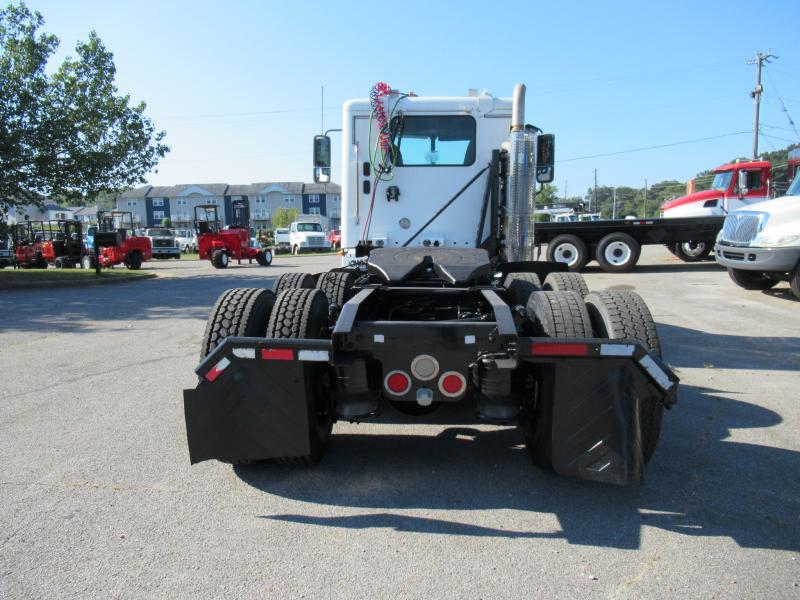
[116,182,341,229]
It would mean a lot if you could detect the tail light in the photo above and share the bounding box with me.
[384,370,411,396]
[438,371,466,398]
[410,354,439,381]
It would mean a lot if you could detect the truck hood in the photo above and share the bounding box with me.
[660,189,721,212]
[732,194,800,220]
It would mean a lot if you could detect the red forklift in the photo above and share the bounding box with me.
[86,211,152,270]
[195,200,272,269]
[12,219,86,269]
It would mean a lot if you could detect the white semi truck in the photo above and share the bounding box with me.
[182,83,678,485]
[716,170,800,299]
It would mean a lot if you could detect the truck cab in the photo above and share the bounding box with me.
[716,170,800,299]
[289,220,330,254]
[660,161,772,218]
[144,227,180,259]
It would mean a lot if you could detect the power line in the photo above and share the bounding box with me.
[763,66,800,141]
[557,131,750,163]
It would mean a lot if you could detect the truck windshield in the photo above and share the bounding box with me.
[390,115,476,166]
[710,172,733,192]
[787,172,800,196]
[147,228,172,236]
[296,223,322,232]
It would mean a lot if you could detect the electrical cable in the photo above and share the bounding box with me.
[763,66,800,141]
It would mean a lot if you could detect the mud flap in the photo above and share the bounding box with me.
[548,360,647,485]
[183,338,331,464]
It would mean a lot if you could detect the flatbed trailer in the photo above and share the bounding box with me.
[535,215,725,272]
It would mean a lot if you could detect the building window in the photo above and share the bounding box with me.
[176,199,187,206]
[284,195,294,203]
[307,195,319,204]
[330,195,340,203]
[127,200,137,207]
[152,198,164,207]
[308,207,320,215]
[206,198,218,204]
[256,196,266,204]
[329,208,340,218]
[153,210,165,221]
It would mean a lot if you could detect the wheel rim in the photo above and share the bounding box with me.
[221,252,228,266]
[553,242,579,266]
[680,241,706,257]
[265,250,272,262]
[604,241,632,265]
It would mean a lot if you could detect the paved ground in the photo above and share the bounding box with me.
[1,248,799,599]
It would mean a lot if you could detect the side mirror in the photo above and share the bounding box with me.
[535,133,555,184]
[737,170,748,196]
[313,135,331,183]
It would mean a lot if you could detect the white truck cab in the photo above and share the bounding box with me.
[289,220,331,255]
[715,171,800,299]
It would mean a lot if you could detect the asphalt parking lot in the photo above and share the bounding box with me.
[1,247,799,598]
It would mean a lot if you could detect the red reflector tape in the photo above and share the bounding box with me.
[531,342,589,357]
[205,357,230,382]
[261,348,294,361]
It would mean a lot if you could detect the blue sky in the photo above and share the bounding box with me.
[27,0,800,198]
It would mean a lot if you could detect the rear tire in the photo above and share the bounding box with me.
[125,251,142,270]
[542,272,589,297]
[504,272,541,307]
[674,241,711,262]
[256,249,273,266]
[727,268,778,290]
[521,291,593,469]
[273,272,315,295]
[596,232,640,272]
[81,255,94,270]
[211,249,228,269]
[200,287,276,360]
[547,234,589,271]
[266,288,334,464]
[584,290,662,463]
[54,257,65,269]
[316,270,356,306]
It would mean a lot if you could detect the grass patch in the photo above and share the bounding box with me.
[0,268,153,287]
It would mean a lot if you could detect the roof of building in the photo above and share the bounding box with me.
[303,182,341,195]
[119,186,152,199]
[115,181,341,201]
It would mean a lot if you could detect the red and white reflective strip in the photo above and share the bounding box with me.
[530,342,589,357]
[205,357,230,382]
[261,348,294,361]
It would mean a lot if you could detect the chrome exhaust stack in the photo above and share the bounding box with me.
[503,84,537,262]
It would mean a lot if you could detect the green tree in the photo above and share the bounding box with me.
[161,216,172,228]
[0,2,168,214]
[271,207,299,228]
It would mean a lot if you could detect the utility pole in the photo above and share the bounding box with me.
[563,181,567,203]
[748,50,777,159]
[321,85,324,134]
[592,168,598,213]
[612,187,617,220]
[643,178,648,217]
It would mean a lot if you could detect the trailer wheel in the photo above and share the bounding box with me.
[266,288,333,464]
[54,257,65,269]
[81,255,94,270]
[210,249,228,269]
[521,291,593,469]
[542,272,589,297]
[584,290,662,463]
[547,234,589,271]
[504,273,541,307]
[273,272,315,295]
[674,240,711,262]
[256,249,273,266]
[125,251,142,270]
[200,287,277,360]
[316,270,356,306]
[596,232,640,272]
[727,268,778,290]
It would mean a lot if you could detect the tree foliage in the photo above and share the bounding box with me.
[271,207,299,228]
[0,2,168,214]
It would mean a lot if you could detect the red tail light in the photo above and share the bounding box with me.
[384,370,411,396]
[438,371,466,398]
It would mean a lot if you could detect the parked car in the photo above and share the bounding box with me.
[144,227,180,259]
[175,229,197,253]
[328,228,341,249]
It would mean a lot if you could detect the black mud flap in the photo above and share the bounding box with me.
[521,339,678,486]
[183,337,332,464]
